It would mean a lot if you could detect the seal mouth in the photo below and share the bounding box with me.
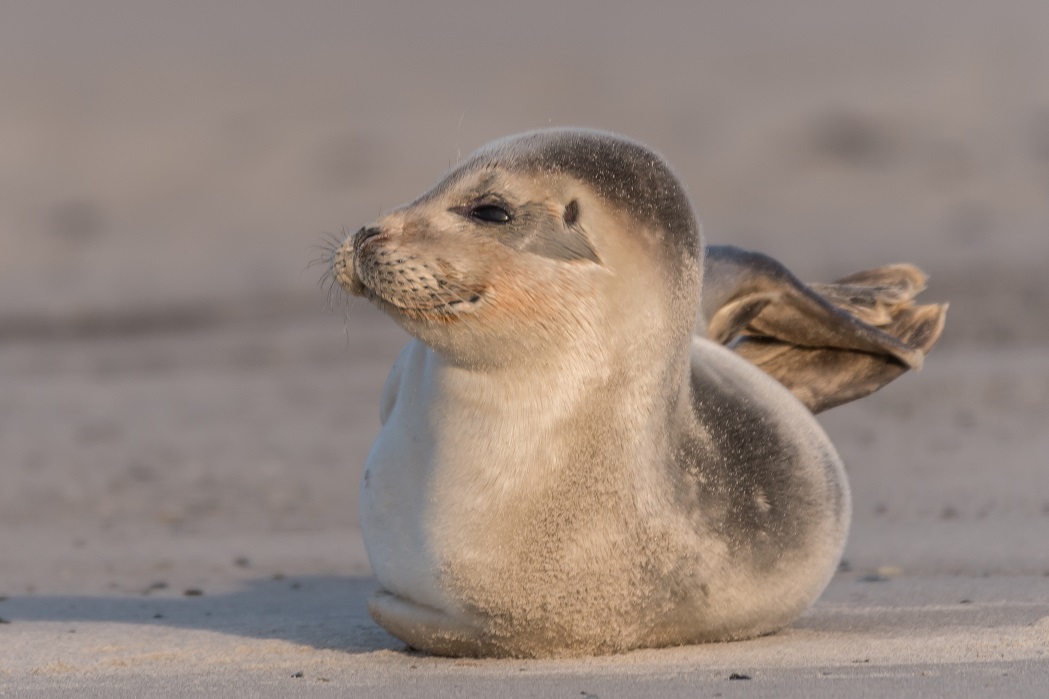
[364,285,487,321]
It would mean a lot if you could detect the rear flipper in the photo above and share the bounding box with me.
[702,245,947,414]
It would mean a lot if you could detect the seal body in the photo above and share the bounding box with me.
[334,129,862,657]
[362,337,848,657]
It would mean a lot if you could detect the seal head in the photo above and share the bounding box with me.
[335,129,702,371]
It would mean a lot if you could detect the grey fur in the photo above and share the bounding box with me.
[521,211,600,263]
[490,200,600,264]
[438,129,701,263]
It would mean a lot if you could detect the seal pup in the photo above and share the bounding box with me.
[330,128,946,657]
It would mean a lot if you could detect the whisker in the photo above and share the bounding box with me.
[305,231,348,282]
[326,275,342,311]
[327,229,347,248]
[310,235,336,252]
[318,270,333,294]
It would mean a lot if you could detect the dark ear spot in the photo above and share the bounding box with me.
[563,199,580,226]
[520,200,600,264]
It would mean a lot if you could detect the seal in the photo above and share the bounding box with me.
[329,128,946,658]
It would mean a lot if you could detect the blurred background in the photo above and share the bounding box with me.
[1,1,1047,590]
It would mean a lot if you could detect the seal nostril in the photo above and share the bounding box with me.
[353,226,384,256]
[358,226,382,242]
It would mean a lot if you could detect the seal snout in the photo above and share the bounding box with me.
[331,226,377,297]
[335,218,490,321]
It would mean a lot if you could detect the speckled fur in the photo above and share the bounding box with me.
[334,129,850,657]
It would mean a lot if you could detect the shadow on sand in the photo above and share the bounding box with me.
[0,575,405,654]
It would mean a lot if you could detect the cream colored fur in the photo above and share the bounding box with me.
[335,130,853,657]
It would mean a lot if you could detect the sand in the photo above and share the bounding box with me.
[2,1,1048,695]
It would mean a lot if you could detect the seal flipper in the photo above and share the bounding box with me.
[732,302,947,413]
[369,590,493,658]
[702,245,947,414]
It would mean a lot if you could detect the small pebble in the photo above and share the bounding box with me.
[142,581,169,595]
[858,574,890,583]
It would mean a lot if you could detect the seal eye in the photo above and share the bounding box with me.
[469,204,512,224]
[564,199,580,226]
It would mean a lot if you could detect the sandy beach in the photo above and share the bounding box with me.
[2,1,1048,695]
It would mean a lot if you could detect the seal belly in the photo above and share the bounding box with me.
[360,341,452,614]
